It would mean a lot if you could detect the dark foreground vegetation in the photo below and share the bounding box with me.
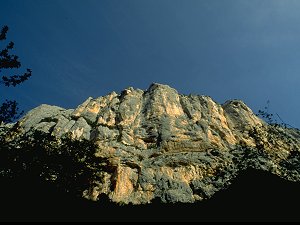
[0,168,300,222]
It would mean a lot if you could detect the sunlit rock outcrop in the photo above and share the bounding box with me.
[2,83,300,204]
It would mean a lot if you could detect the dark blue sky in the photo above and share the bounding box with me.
[1,0,300,127]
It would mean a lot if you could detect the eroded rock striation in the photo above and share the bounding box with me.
[1,83,300,204]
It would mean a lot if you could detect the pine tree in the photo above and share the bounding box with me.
[0,25,32,124]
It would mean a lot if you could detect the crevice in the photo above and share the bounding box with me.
[179,96,193,120]
[40,117,59,123]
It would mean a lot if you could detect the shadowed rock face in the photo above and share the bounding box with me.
[3,83,300,205]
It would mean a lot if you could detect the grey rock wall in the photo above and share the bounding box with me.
[4,83,300,204]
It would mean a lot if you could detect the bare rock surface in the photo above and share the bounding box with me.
[2,83,300,205]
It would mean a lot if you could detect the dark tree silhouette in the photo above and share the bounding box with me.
[0,25,32,124]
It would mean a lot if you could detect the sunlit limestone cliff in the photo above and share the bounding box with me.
[1,83,300,205]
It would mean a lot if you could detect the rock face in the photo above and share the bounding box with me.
[3,83,300,204]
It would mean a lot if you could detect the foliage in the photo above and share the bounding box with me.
[0,25,32,124]
[257,100,295,129]
[0,100,23,124]
[0,125,103,197]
